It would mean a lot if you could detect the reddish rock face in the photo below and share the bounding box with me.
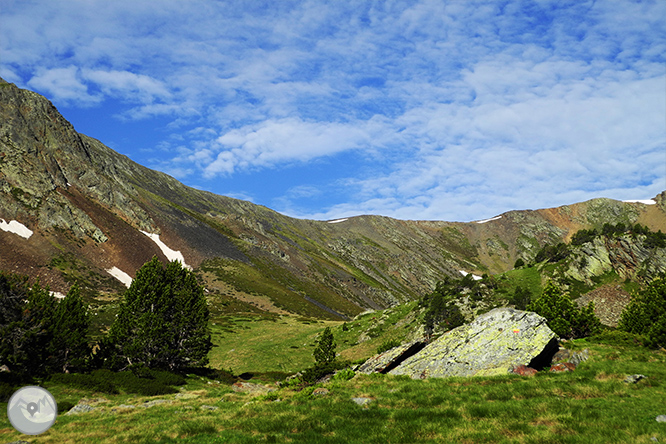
[510,365,538,377]
[549,362,576,373]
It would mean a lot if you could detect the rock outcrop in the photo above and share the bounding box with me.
[356,341,426,374]
[387,308,558,379]
[565,235,666,285]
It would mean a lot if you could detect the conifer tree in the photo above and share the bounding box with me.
[528,281,601,339]
[0,274,56,376]
[49,284,91,373]
[619,277,666,348]
[106,257,212,371]
[313,327,336,366]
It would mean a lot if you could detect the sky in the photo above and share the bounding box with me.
[1,0,665,222]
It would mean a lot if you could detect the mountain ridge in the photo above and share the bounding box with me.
[1,77,665,319]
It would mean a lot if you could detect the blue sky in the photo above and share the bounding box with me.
[1,0,664,222]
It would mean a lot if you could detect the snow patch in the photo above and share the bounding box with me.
[140,231,191,269]
[106,267,133,288]
[50,291,66,299]
[622,199,656,205]
[476,215,502,224]
[328,218,349,224]
[459,270,483,281]
[0,219,33,239]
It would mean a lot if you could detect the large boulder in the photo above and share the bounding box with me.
[388,308,558,379]
[356,341,426,374]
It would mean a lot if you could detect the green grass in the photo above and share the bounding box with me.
[2,335,664,443]
[208,315,336,374]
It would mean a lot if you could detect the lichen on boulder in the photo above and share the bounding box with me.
[388,308,558,379]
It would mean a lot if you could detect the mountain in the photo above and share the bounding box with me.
[1,77,665,320]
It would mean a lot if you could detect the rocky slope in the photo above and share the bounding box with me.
[1,77,665,319]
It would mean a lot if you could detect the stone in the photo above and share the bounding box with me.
[313,388,329,396]
[549,362,576,373]
[200,405,218,411]
[510,365,538,377]
[142,399,170,408]
[352,397,373,407]
[389,308,558,379]
[232,381,275,394]
[656,415,666,423]
[356,341,426,374]
[550,348,589,368]
[175,392,199,400]
[0,364,10,372]
[65,404,95,415]
[624,374,647,384]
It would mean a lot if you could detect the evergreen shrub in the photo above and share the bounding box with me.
[528,281,601,339]
[619,277,666,349]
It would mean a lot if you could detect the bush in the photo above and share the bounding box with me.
[332,368,355,381]
[300,363,335,384]
[528,281,602,339]
[619,277,666,349]
[509,286,532,310]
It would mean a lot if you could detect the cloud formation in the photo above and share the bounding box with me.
[1,0,664,221]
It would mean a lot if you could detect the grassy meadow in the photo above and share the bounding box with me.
[1,313,665,444]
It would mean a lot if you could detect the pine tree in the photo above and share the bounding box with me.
[619,277,666,348]
[313,327,336,366]
[0,274,56,376]
[105,257,212,371]
[49,284,91,373]
[528,281,601,339]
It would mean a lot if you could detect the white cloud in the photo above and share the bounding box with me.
[27,67,101,105]
[2,1,664,221]
[201,117,387,176]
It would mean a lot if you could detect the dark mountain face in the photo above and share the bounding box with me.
[1,77,665,319]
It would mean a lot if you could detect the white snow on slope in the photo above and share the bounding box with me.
[140,231,191,269]
[328,218,349,224]
[476,215,502,224]
[106,267,133,288]
[622,199,656,205]
[0,219,33,239]
[459,270,483,281]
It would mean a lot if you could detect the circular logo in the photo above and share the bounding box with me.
[7,386,57,435]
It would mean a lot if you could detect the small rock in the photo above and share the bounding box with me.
[551,348,589,368]
[313,388,329,396]
[200,405,218,411]
[656,415,666,423]
[550,363,576,373]
[0,364,10,373]
[510,365,538,377]
[65,404,95,415]
[352,397,373,407]
[175,393,199,400]
[624,374,647,384]
[232,381,275,394]
[110,404,136,413]
[6,441,31,444]
[143,399,170,408]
